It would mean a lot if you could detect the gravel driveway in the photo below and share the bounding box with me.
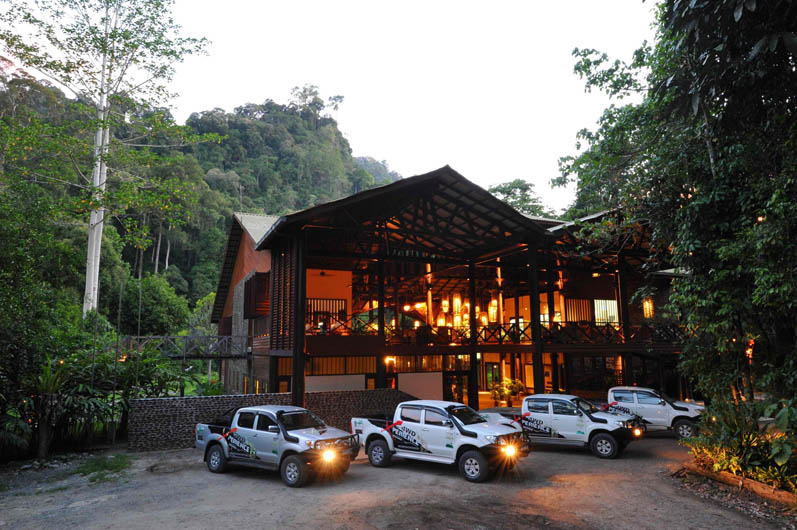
[0,436,789,530]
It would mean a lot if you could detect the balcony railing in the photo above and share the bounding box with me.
[303,316,685,347]
[121,335,250,359]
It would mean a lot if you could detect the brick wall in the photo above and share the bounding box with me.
[128,389,416,452]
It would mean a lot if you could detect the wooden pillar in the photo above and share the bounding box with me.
[527,247,544,393]
[376,259,387,388]
[551,352,559,392]
[623,353,635,386]
[656,355,665,393]
[547,256,556,324]
[468,262,480,409]
[268,355,279,393]
[616,253,631,342]
[562,353,571,392]
[291,236,306,406]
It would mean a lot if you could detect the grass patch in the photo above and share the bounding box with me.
[76,454,132,482]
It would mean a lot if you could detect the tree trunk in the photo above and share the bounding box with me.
[154,222,162,274]
[164,229,171,271]
[82,12,111,317]
[37,420,51,460]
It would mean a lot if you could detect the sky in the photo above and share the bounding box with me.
[170,1,657,214]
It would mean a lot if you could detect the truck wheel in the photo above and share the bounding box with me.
[674,419,696,439]
[206,445,228,473]
[281,455,310,487]
[337,458,351,474]
[590,434,619,459]
[459,450,489,482]
[367,439,392,467]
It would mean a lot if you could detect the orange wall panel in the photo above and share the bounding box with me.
[221,230,271,319]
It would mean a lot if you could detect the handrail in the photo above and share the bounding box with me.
[121,335,251,358]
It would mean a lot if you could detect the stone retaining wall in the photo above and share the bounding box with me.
[128,389,416,451]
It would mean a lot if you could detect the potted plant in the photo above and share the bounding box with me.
[490,382,507,407]
[503,378,525,407]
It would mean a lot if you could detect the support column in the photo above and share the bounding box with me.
[617,253,631,342]
[547,256,556,324]
[623,353,635,386]
[551,352,559,392]
[468,262,479,409]
[376,259,387,388]
[268,355,279,393]
[291,236,307,406]
[527,246,544,393]
[656,355,665,393]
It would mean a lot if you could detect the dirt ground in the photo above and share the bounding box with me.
[1,435,794,530]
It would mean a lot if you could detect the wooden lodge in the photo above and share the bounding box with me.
[211,166,685,408]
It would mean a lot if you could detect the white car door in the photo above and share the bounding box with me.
[227,411,257,459]
[422,408,455,460]
[392,406,428,453]
[550,399,585,441]
[522,398,555,439]
[253,413,280,465]
[634,390,669,428]
[610,389,637,416]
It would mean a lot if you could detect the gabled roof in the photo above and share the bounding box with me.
[211,212,279,323]
[256,166,550,262]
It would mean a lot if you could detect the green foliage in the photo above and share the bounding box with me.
[121,274,189,336]
[354,157,402,184]
[488,179,558,218]
[558,0,796,409]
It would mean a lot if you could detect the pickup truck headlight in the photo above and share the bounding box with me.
[485,435,497,444]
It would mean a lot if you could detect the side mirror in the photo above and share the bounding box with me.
[658,399,666,406]
[267,424,280,433]
[576,410,583,416]
[441,419,453,428]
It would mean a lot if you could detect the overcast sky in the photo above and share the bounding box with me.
[170,1,657,214]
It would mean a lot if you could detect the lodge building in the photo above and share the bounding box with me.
[211,166,685,409]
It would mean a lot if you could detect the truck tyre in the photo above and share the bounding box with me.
[674,419,696,439]
[281,454,310,487]
[206,445,228,473]
[337,458,351,475]
[367,439,392,467]
[590,433,619,459]
[459,450,489,482]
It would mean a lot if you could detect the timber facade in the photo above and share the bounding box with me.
[211,166,686,408]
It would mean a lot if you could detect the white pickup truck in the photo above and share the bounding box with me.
[607,386,704,438]
[194,405,359,487]
[505,394,644,458]
[351,400,527,482]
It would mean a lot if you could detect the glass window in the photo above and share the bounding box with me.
[279,410,325,430]
[636,390,662,404]
[424,409,448,426]
[237,412,255,429]
[448,406,486,425]
[399,406,422,423]
[255,414,276,431]
[552,400,579,416]
[613,390,634,403]
[526,399,550,414]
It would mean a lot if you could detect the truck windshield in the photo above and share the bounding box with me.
[280,411,325,431]
[572,398,599,414]
[448,406,486,425]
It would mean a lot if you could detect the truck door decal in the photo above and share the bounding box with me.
[520,416,565,439]
[390,424,431,453]
[225,429,257,458]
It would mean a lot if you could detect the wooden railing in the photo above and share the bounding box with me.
[303,317,685,347]
[121,335,250,359]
